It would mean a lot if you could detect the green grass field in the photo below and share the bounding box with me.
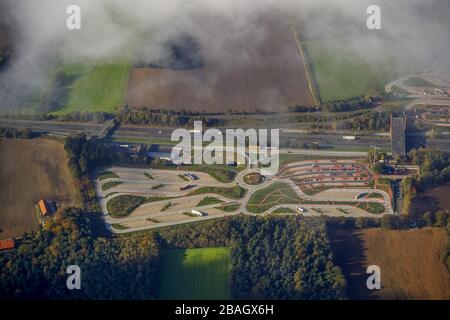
[305,40,383,101]
[247,182,301,213]
[159,247,231,300]
[101,181,122,191]
[197,196,224,207]
[51,63,130,115]
[188,186,246,200]
[215,203,241,212]
[98,170,119,180]
[304,37,405,102]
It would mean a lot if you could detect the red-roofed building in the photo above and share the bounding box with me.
[38,199,49,216]
[37,199,56,217]
[0,239,15,251]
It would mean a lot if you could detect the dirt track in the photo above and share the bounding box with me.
[126,11,314,113]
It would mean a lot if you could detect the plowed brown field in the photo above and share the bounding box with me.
[0,138,76,239]
[330,227,449,300]
[126,12,314,113]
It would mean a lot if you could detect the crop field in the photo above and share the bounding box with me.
[159,247,231,300]
[127,12,314,113]
[247,182,301,213]
[0,138,76,239]
[304,37,401,102]
[329,227,449,300]
[51,63,131,115]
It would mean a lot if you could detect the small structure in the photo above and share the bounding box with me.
[147,145,176,161]
[390,114,407,158]
[0,239,15,251]
[38,199,56,217]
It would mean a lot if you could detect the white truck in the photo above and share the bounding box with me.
[343,136,356,141]
[191,210,207,217]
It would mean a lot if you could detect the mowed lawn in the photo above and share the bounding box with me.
[52,63,130,115]
[159,247,231,300]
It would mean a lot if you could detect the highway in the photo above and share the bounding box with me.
[2,118,450,152]
[113,126,392,149]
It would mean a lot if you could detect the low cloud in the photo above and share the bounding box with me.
[0,0,449,110]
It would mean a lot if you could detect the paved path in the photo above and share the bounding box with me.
[95,159,394,234]
[385,73,450,111]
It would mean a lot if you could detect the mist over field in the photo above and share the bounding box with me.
[0,0,449,110]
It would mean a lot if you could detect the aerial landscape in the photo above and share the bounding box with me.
[0,0,449,309]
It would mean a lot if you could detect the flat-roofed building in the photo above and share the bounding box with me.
[0,239,14,251]
[390,114,407,158]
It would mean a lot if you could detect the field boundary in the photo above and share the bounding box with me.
[291,27,319,106]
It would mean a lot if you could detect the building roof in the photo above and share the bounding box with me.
[391,114,406,157]
[0,239,14,250]
[38,199,48,216]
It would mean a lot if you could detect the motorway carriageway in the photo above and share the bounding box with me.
[2,118,450,151]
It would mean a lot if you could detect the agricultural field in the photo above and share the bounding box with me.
[329,227,450,300]
[127,11,314,113]
[304,37,402,102]
[0,138,76,239]
[159,247,231,300]
[50,63,131,115]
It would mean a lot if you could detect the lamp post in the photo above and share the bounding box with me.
[370,145,381,166]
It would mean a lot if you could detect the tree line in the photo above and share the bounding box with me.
[64,135,131,209]
[64,135,123,179]
[401,148,450,214]
[0,110,112,123]
[0,211,348,300]
[398,148,450,275]
[0,48,12,71]
[116,107,225,127]
[0,127,35,139]
[307,111,390,132]
[0,208,161,299]
[152,215,347,299]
